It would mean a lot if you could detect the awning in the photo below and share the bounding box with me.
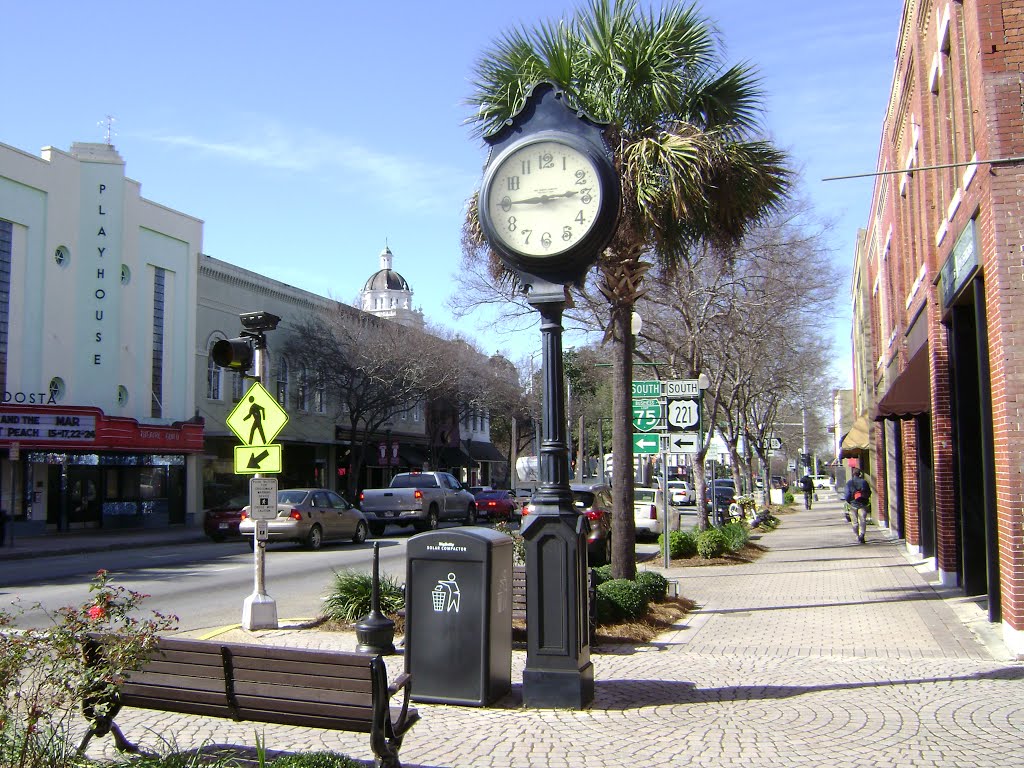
[467,440,506,464]
[398,444,429,467]
[872,348,931,421]
[839,415,871,459]
[438,445,471,467]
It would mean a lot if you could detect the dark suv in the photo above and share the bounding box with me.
[522,482,613,566]
[705,479,737,520]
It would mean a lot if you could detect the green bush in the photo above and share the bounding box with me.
[696,528,728,559]
[322,570,405,623]
[634,570,668,602]
[783,491,795,505]
[720,521,749,552]
[494,521,525,565]
[596,579,648,622]
[591,564,614,585]
[272,753,364,768]
[663,529,697,558]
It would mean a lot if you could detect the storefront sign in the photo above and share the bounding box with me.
[0,412,96,441]
[940,219,979,308]
[0,405,204,452]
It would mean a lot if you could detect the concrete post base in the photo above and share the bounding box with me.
[242,592,278,630]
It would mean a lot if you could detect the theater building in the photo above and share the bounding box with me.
[0,140,204,536]
[854,0,1024,656]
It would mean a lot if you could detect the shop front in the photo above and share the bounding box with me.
[1,404,203,538]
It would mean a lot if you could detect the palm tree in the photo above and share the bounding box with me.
[466,0,791,579]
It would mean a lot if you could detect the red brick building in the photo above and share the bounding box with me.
[855,0,1023,657]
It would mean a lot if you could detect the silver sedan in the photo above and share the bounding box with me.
[239,488,369,550]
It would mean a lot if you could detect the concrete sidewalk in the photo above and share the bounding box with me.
[80,495,1024,767]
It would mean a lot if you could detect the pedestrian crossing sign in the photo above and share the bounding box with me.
[226,382,289,446]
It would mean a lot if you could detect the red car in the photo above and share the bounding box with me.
[202,494,249,542]
[474,489,517,522]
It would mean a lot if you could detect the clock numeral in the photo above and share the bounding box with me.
[574,170,587,183]
[575,210,586,225]
[580,188,593,204]
[541,232,552,248]
[538,152,554,169]
[521,159,532,174]
[507,216,517,232]
[522,229,532,244]
[499,196,512,212]
[562,226,573,242]
[507,176,520,191]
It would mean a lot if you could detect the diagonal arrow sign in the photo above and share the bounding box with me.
[248,449,271,469]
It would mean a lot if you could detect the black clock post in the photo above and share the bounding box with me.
[479,82,620,709]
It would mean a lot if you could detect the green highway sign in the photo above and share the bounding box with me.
[632,433,660,454]
[632,398,662,432]
[631,380,661,398]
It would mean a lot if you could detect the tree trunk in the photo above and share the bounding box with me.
[610,303,637,580]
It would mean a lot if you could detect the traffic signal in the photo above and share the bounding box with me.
[211,337,253,372]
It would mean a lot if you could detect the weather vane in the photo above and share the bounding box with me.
[98,115,117,145]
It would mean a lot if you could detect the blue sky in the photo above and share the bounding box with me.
[3,0,903,383]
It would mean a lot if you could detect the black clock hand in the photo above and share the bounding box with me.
[510,190,580,205]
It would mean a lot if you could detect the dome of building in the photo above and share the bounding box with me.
[362,247,410,292]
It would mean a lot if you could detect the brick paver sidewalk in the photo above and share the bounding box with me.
[83,496,1024,767]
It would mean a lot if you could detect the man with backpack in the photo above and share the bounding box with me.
[844,468,872,544]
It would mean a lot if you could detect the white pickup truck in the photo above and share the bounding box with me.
[358,471,477,535]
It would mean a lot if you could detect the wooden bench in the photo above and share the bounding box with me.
[512,564,598,644]
[79,635,417,768]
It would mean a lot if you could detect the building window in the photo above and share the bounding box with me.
[297,365,309,412]
[121,264,131,285]
[276,357,289,407]
[48,377,66,402]
[232,371,244,402]
[314,369,326,414]
[0,220,10,391]
[151,267,165,418]
[117,385,129,407]
[54,245,70,267]
[207,341,222,400]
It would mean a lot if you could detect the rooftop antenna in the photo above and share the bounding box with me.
[98,115,117,145]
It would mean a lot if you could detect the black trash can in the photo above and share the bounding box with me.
[405,527,513,706]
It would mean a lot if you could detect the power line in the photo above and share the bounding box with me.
[822,154,1024,182]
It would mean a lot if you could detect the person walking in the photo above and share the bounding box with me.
[844,468,872,543]
[800,474,814,509]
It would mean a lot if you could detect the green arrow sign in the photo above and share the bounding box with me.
[633,433,660,454]
[632,398,662,431]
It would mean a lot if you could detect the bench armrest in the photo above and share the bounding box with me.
[387,672,411,698]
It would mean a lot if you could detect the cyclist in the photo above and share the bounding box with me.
[800,474,814,509]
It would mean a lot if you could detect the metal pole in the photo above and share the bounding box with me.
[243,338,278,631]
[661,446,671,568]
[598,417,606,484]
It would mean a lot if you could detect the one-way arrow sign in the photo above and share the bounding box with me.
[668,433,699,453]
[633,433,660,454]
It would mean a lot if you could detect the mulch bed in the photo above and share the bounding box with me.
[667,541,768,568]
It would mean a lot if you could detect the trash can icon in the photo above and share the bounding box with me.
[406,528,512,706]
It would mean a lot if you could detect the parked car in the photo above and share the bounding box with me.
[522,483,613,566]
[705,479,737,518]
[665,480,694,506]
[202,494,248,542]
[473,489,516,521]
[810,475,832,489]
[633,487,679,539]
[238,488,369,550]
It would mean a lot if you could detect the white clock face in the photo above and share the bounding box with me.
[486,139,603,257]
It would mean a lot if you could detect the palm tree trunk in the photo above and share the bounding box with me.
[610,303,637,580]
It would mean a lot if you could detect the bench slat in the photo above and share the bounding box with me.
[229,655,375,681]
[234,668,373,694]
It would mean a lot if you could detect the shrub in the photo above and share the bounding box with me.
[591,564,614,585]
[696,528,728,559]
[669,530,698,558]
[0,570,177,768]
[596,579,648,622]
[322,570,405,623]
[634,570,668,603]
[720,521,749,552]
[783,491,795,505]
[272,753,364,768]
[493,521,525,565]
